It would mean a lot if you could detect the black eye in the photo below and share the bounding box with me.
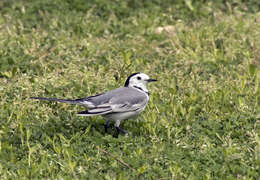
[137,76,141,80]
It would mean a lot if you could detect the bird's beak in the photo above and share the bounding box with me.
[146,78,157,82]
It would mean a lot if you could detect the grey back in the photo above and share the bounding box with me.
[83,87,148,106]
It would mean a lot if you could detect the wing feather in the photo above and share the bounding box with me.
[77,87,148,116]
[77,108,112,116]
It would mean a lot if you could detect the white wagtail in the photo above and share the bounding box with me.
[31,72,157,137]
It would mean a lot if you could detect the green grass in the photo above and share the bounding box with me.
[0,0,260,179]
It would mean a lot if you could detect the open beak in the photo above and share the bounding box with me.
[146,78,157,82]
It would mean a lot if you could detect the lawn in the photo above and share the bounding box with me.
[0,0,260,179]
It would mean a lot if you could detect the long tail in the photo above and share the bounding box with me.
[30,97,81,104]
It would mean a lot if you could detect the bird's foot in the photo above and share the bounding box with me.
[104,123,109,133]
[113,127,127,138]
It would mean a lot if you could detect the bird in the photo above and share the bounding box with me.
[31,72,157,137]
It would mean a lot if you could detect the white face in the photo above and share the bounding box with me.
[125,73,156,92]
[128,73,150,87]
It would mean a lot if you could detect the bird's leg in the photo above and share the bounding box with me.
[113,120,127,138]
[104,120,110,133]
[115,127,127,134]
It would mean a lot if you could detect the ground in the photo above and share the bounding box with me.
[0,0,260,179]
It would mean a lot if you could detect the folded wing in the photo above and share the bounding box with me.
[77,87,148,116]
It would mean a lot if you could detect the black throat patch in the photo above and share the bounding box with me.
[133,86,149,95]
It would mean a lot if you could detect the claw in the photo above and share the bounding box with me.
[113,131,119,138]
[113,126,127,138]
[104,123,108,133]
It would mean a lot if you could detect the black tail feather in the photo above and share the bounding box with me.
[30,97,80,104]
